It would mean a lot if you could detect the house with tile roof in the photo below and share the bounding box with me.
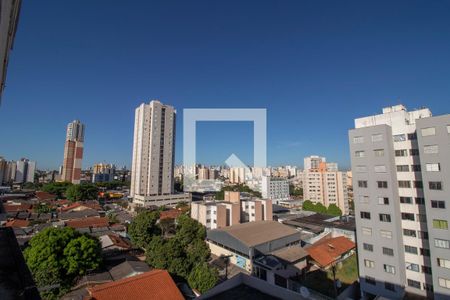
[305,236,355,269]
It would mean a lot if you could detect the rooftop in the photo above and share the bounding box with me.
[87,269,183,300]
[211,221,299,247]
[270,246,308,263]
[66,217,109,229]
[306,236,355,267]
[108,261,150,281]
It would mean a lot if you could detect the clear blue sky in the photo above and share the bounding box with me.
[1,0,450,170]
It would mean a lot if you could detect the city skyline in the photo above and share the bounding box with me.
[2,1,450,170]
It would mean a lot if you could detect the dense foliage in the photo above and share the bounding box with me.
[41,182,73,198]
[302,200,343,216]
[289,184,303,197]
[128,210,161,248]
[188,262,219,293]
[24,227,102,300]
[215,184,261,200]
[65,183,99,202]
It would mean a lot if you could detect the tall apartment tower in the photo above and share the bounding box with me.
[62,120,84,184]
[130,100,176,199]
[349,105,450,299]
[15,158,35,183]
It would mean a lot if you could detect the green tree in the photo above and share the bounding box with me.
[65,183,99,202]
[175,214,206,245]
[107,212,119,224]
[24,227,102,299]
[327,204,343,216]
[302,200,314,211]
[41,182,73,198]
[314,202,327,213]
[186,238,210,266]
[188,262,219,293]
[128,210,161,248]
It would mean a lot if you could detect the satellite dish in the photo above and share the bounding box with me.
[300,286,310,298]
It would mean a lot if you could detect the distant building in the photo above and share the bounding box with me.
[229,167,247,184]
[302,158,349,215]
[261,175,289,204]
[92,163,115,183]
[14,158,35,183]
[303,155,326,171]
[61,120,85,184]
[191,191,272,229]
[130,100,190,207]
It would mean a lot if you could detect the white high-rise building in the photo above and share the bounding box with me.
[14,158,35,184]
[304,155,326,170]
[261,175,290,204]
[130,100,190,207]
[349,104,448,299]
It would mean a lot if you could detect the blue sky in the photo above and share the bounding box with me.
[1,0,450,170]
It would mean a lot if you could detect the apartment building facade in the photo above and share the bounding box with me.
[191,191,272,229]
[261,176,289,204]
[62,120,85,184]
[349,105,448,299]
[302,159,349,215]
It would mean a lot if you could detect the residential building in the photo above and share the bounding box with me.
[349,104,445,299]
[261,175,289,204]
[130,100,190,207]
[206,221,303,273]
[303,155,326,171]
[416,114,450,299]
[229,167,247,184]
[14,158,35,183]
[0,0,21,104]
[61,120,85,184]
[191,191,272,229]
[92,163,115,183]
[302,159,350,215]
[0,157,6,185]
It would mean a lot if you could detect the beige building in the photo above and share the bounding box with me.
[229,167,246,184]
[61,120,84,184]
[302,159,349,215]
[191,191,272,229]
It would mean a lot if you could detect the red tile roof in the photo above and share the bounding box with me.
[3,204,32,213]
[306,236,355,267]
[5,219,30,228]
[87,269,184,300]
[159,209,183,220]
[66,217,109,229]
[106,234,132,249]
[35,191,56,201]
[60,201,102,212]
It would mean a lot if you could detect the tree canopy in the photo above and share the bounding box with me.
[215,184,261,200]
[24,227,102,300]
[128,210,161,248]
[188,262,219,293]
[65,183,99,202]
[41,182,73,198]
[302,200,343,216]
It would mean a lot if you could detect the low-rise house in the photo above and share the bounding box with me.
[5,219,30,228]
[305,236,355,269]
[86,269,184,300]
[59,209,100,221]
[206,221,303,273]
[108,261,150,281]
[66,217,109,229]
[159,209,183,220]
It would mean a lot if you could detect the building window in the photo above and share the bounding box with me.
[398,180,411,188]
[374,149,385,157]
[356,165,367,172]
[378,197,389,205]
[379,214,392,222]
[380,230,392,239]
[437,258,450,269]
[421,127,436,136]
[362,227,372,236]
[408,132,417,140]
[407,279,421,289]
[400,197,413,204]
[438,277,450,289]
[372,134,383,142]
[358,180,368,188]
[426,163,441,172]
[420,248,430,257]
[424,145,439,154]
[406,262,420,272]
[410,149,420,156]
[382,247,394,256]
[384,264,396,274]
[363,243,374,252]
[360,211,371,220]
[366,276,376,285]
[364,259,375,268]
[422,266,432,274]
[353,136,364,144]
[433,219,448,230]
[385,282,396,291]
[402,213,415,221]
[435,239,450,249]
[403,229,416,237]
[429,181,443,190]
[393,134,406,142]
[447,125,450,134]
[431,200,445,209]
[415,197,425,205]
[405,245,418,254]
[395,149,408,157]
[377,181,388,188]
[411,164,421,172]
[397,165,409,172]
[358,196,369,204]
[355,151,365,158]
[374,165,386,173]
